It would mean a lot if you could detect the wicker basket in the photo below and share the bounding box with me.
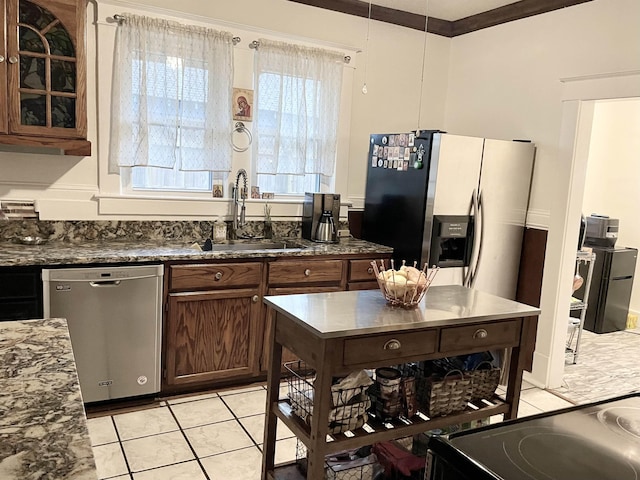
[415,370,472,417]
[468,362,501,401]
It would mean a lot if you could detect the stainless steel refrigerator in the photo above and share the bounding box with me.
[361,130,535,300]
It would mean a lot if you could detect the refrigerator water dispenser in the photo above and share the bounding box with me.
[429,215,474,268]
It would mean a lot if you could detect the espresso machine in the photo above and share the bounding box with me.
[302,193,340,243]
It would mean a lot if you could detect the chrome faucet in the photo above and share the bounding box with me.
[231,168,248,238]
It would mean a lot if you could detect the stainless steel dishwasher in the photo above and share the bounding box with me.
[42,264,164,403]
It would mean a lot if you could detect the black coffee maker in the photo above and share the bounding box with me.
[302,193,340,243]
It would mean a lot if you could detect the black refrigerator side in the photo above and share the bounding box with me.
[361,132,434,266]
[583,247,637,333]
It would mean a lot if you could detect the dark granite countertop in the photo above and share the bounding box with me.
[0,318,97,479]
[0,237,392,267]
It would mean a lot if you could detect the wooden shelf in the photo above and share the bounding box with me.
[0,135,91,156]
[273,396,509,454]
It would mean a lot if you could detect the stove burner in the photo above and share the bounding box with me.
[500,428,639,480]
[597,406,640,439]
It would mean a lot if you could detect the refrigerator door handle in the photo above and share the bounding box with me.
[464,189,479,287]
[470,190,485,288]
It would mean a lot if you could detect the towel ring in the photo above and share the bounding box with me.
[231,122,252,152]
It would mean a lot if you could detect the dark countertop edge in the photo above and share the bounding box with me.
[0,239,393,267]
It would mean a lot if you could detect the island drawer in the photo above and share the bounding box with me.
[343,330,438,366]
[169,262,263,291]
[268,260,343,286]
[348,259,378,282]
[439,320,520,354]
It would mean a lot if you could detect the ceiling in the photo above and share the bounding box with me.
[288,0,593,37]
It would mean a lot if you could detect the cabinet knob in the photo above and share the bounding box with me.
[0,55,5,63]
[304,269,311,277]
[383,339,401,350]
[214,271,223,280]
[367,267,373,274]
[8,56,18,64]
[252,295,259,303]
[473,328,488,339]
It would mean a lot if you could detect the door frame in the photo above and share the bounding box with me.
[529,70,640,388]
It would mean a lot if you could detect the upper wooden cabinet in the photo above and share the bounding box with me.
[0,0,90,155]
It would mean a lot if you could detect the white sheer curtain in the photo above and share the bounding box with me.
[254,39,344,179]
[109,14,234,173]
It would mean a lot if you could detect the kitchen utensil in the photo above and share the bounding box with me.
[315,210,336,243]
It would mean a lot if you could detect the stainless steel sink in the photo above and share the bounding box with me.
[199,240,306,252]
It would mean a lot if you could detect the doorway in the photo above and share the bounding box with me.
[529,71,640,390]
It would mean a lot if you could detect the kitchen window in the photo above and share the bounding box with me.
[253,39,344,196]
[109,14,234,193]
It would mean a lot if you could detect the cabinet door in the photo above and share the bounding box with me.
[165,288,261,385]
[6,0,86,138]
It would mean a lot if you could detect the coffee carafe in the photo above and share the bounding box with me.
[302,193,340,242]
[315,210,336,243]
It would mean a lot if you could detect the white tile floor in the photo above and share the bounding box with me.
[87,380,573,480]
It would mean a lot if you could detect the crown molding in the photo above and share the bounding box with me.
[287,0,593,37]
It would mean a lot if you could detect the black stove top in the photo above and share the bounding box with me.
[428,393,640,480]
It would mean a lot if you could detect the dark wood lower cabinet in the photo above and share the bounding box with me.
[165,288,261,385]
[162,253,391,394]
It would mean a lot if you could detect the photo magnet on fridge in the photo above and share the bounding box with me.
[389,135,396,147]
[408,133,415,146]
[372,156,378,167]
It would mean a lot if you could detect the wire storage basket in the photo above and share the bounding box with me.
[371,260,438,308]
[296,441,382,480]
[284,360,373,435]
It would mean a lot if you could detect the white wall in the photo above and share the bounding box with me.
[0,0,450,220]
[583,98,640,316]
[441,0,640,388]
[443,0,640,229]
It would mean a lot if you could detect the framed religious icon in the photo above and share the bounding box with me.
[233,88,253,121]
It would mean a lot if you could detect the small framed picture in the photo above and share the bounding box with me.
[261,192,274,199]
[212,184,223,198]
[233,88,253,121]
[251,186,261,199]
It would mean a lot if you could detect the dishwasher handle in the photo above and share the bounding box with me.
[89,280,122,287]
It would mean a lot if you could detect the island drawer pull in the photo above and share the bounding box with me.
[214,271,223,280]
[367,267,374,274]
[383,339,401,350]
[252,295,259,303]
[304,269,311,276]
[473,328,488,339]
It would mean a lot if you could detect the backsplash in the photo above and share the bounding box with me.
[0,220,348,243]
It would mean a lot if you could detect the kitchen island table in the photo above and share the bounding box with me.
[0,318,97,479]
[261,285,540,480]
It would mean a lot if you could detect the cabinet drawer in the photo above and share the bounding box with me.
[268,260,343,285]
[343,330,437,366]
[440,320,520,354]
[169,263,262,291]
[348,259,378,282]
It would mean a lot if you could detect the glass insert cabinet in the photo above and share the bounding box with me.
[0,0,89,154]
